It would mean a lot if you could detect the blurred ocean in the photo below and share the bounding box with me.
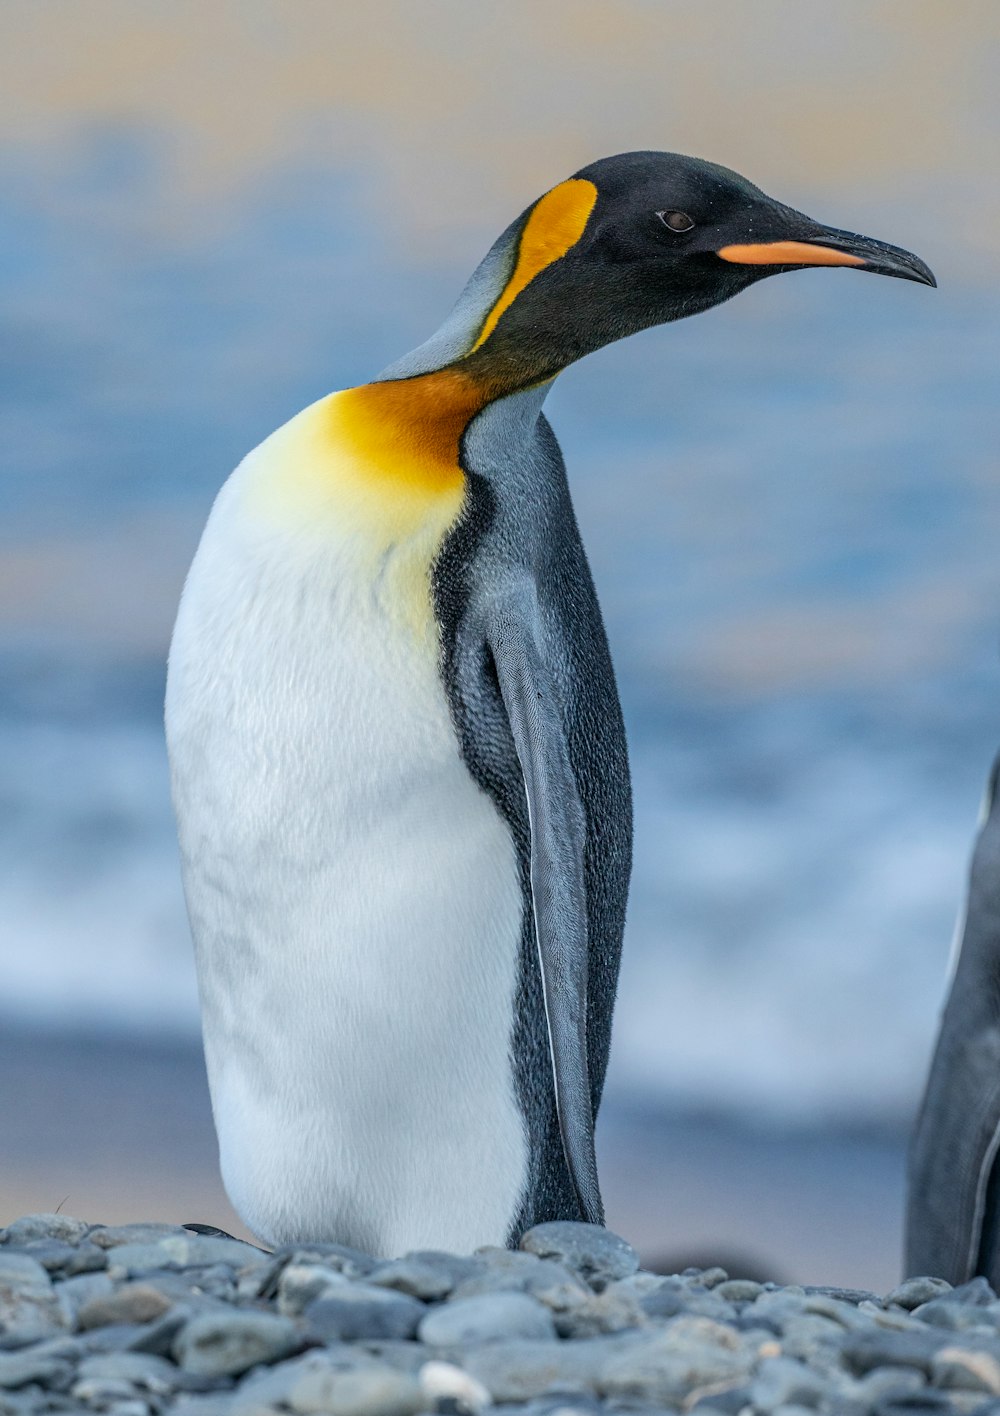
[1,1,999,1183]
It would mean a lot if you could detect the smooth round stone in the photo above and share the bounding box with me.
[418,1291,556,1346]
[641,1283,735,1324]
[803,1284,879,1306]
[418,1359,491,1414]
[0,1254,52,1293]
[519,1223,639,1290]
[714,1280,765,1303]
[109,1234,267,1278]
[930,1345,1000,1393]
[89,1224,186,1250]
[14,1242,81,1275]
[885,1278,954,1311]
[456,1251,587,1308]
[851,1364,928,1400]
[272,1244,375,1280]
[911,1298,999,1332]
[370,1253,479,1302]
[228,1349,369,1414]
[71,1375,141,1404]
[945,1278,997,1307]
[749,1354,830,1411]
[0,1345,75,1391]
[871,1394,954,1415]
[598,1317,752,1407]
[684,1266,729,1289]
[803,1292,866,1329]
[460,1337,609,1403]
[277,1263,349,1316]
[76,1351,180,1394]
[289,1363,424,1416]
[173,1310,299,1378]
[55,1272,114,1325]
[555,1286,645,1338]
[842,1328,948,1377]
[77,1282,172,1331]
[304,1286,425,1343]
[2,1215,91,1247]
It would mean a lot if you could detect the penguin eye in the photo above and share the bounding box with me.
[657,210,695,233]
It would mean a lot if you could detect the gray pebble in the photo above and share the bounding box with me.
[779,1311,852,1365]
[305,1285,425,1343]
[0,1344,75,1391]
[519,1223,639,1290]
[455,1251,588,1315]
[685,1266,730,1289]
[290,1362,423,1415]
[369,1252,479,1302]
[55,1271,114,1326]
[271,1244,375,1280]
[886,1279,955,1311]
[76,1351,181,1393]
[946,1278,997,1306]
[851,1364,929,1399]
[418,1291,556,1346]
[0,1254,51,1293]
[229,1349,369,1413]
[803,1283,880,1306]
[109,1234,266,1277]
[126,1306,195,1357]
[2,1216,91,1247]
[460,1336,611,1402]
[911,1297,999,1332]
[871,1394,956,1415]
[555,1284,646,1338]
[803,1291,867,1329]
[714,1279,764,1303]
[750,1354,830,1410]
[77,1282,173,1330]
[640,1279,735,1325]
[63,1244,108,1277]
[89,1224,186,1250]
[71,1374,143,1404]
[166,1395,235,1416]
[173,1310,299,1377]
[598,1316,752,1406]
[14,1242,81,1275]
[277,1262,349,1316]
[843,1327,952,1376]
[930,1345,1000,1393]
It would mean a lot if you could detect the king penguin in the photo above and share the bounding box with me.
[166,151,934,1257]
[908,753,1000,1285]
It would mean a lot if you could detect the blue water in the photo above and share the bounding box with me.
[3,132,1000,1126]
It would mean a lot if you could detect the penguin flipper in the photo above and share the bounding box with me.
[907,753,1000,1284]
[489,601,604,1226]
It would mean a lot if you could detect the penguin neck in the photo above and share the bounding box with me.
[341,342,555,493]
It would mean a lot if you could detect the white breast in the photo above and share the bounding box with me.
[165,417,528,1256]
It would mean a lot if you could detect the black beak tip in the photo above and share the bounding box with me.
[891,257,937,289]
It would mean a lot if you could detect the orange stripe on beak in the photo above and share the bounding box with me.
[717,241,866,267]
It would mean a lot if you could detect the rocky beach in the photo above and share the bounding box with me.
[2,1213,999,1415]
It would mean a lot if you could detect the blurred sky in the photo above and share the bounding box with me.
[2,0,1000,1137]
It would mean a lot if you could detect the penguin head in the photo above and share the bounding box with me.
[463,150,934,390]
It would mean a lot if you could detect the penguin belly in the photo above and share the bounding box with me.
[166,455,529,1257]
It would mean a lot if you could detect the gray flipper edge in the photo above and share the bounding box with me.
[489,595,604,1226]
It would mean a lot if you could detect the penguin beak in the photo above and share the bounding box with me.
[718,224,936,288]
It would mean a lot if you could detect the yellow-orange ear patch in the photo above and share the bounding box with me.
[718,241,865,268]
[473,178,598,350]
